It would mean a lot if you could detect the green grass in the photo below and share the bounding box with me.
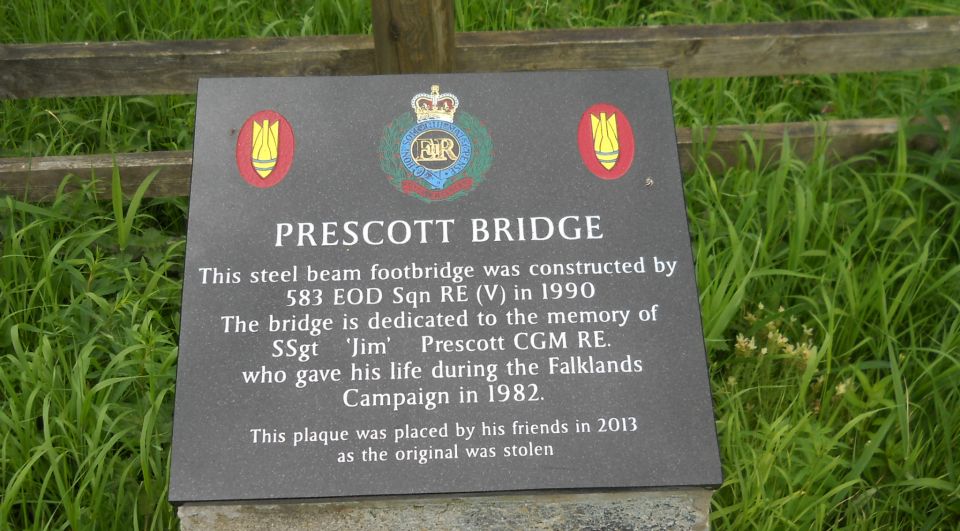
[2,1,959,529]
[1,182,186,528]
[691,128,960,528]
[2,0,960,158]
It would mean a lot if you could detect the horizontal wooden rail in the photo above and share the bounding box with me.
[2,17,958,99]
[457,17,960,78]
[0,151,193,200]
[2,117,936,201]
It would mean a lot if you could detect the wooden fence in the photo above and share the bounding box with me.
[1,2,958,201]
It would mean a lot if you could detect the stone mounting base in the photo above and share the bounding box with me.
[177,489,713,530]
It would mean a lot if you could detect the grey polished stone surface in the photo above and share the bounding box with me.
[179,489,713,530]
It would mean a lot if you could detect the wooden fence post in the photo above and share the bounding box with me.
[372,0,455,74]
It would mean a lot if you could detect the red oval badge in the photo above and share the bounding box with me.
[235,110,295,188]
[577,103,634,180]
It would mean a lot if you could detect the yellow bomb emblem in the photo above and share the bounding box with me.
[578,103,634,180]
[591,112,619,170]
[236,110,295,188]
[251,120,280,178]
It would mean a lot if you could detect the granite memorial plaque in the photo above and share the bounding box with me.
[169,70,722,503]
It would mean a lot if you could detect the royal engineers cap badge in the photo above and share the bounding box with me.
[380,85,492,202]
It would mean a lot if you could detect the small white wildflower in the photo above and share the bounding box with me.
[777,333,789,347]
[735,333,756,353]
[835,377,853,396]
[800,344,816,362]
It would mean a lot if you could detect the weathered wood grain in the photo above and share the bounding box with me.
[676,118,907,174]
[3,118,933,201]
[455,17,960,77]
[0,35,375,98]
[372,0,455,74]
[0,151,193,201]
[2,17,957,99]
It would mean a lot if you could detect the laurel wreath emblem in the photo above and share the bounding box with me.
[379,111,493,202]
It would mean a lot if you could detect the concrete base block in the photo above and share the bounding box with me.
[178,489,713,530]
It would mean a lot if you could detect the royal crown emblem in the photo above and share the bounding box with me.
[412,85,459,123]
[380,84,492,202]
